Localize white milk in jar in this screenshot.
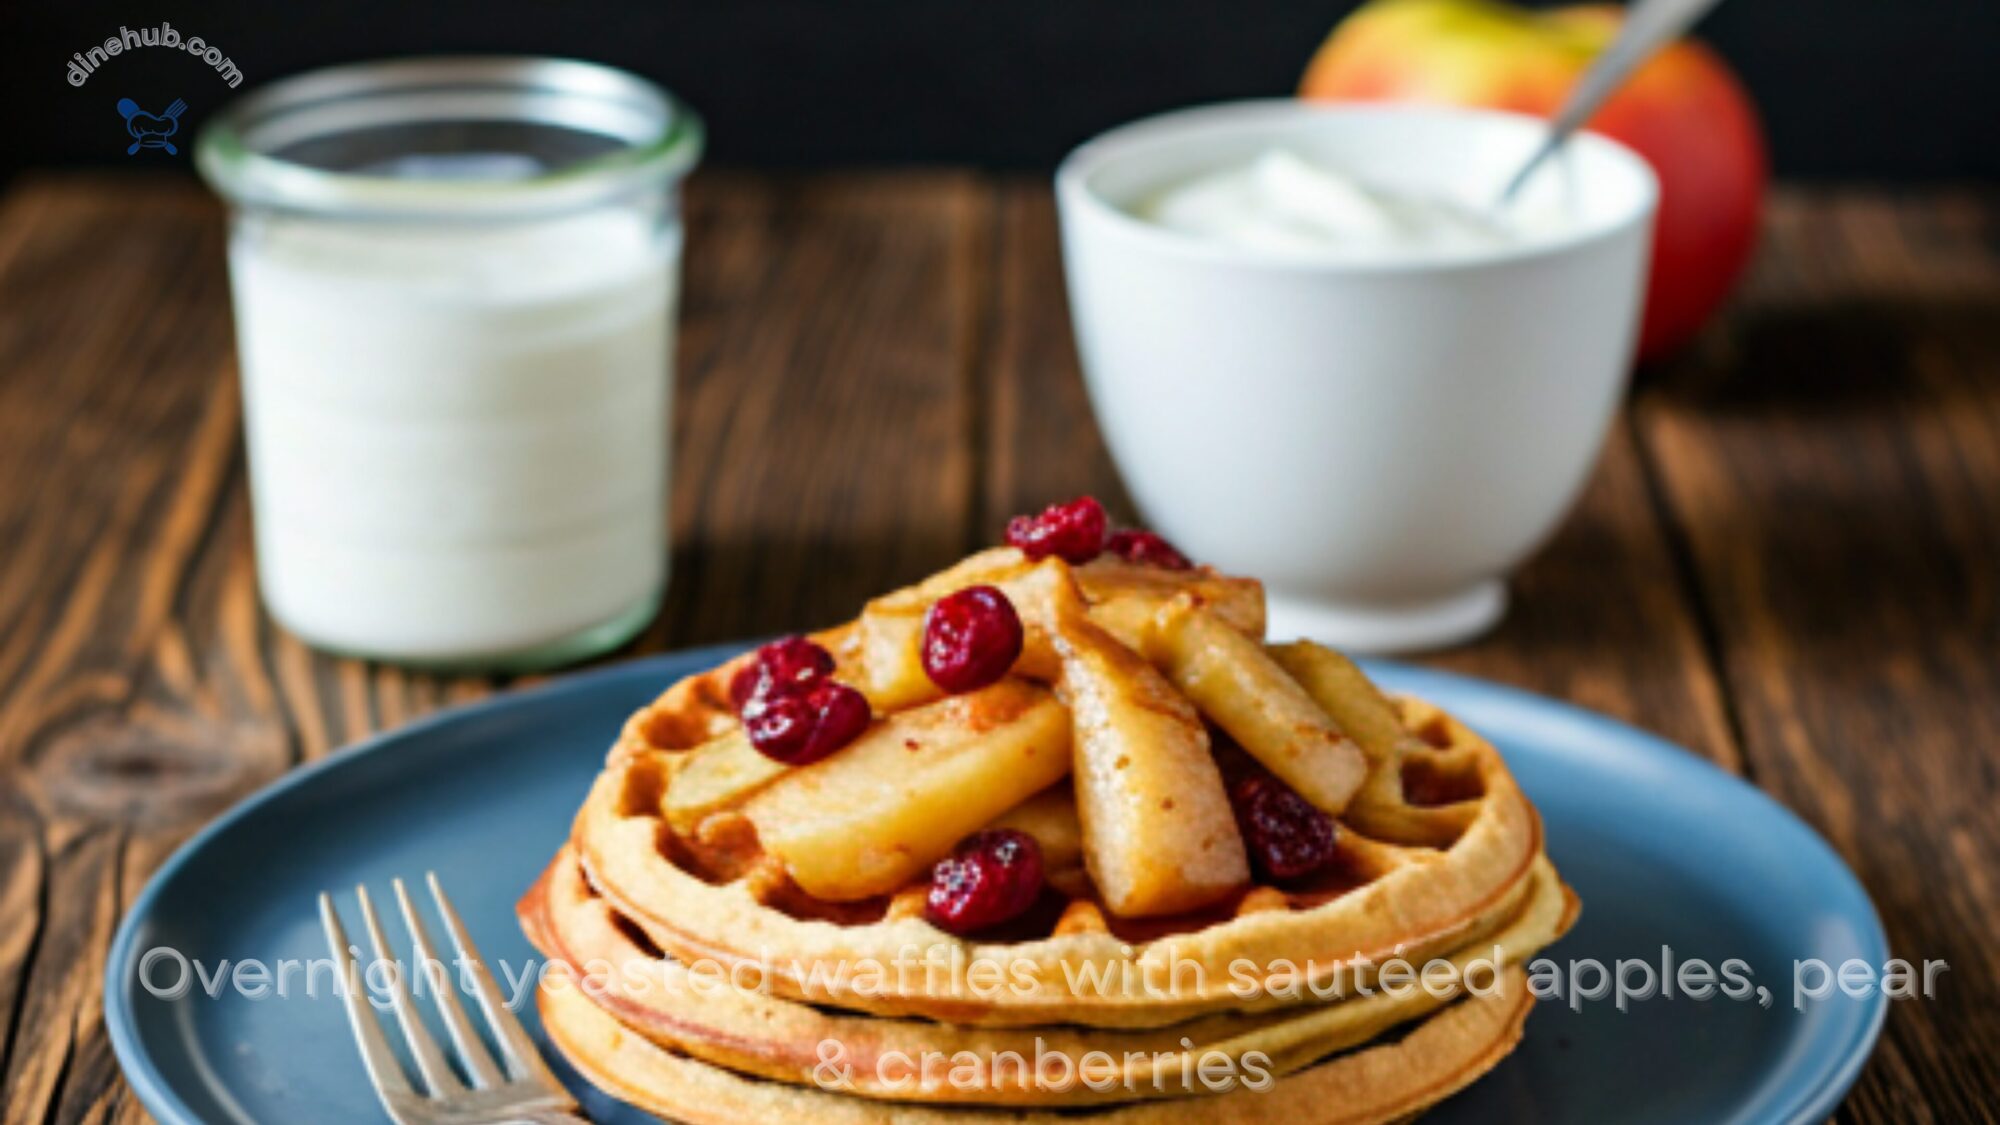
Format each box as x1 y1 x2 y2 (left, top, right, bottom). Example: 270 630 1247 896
230 212 675 662
198 59 702 667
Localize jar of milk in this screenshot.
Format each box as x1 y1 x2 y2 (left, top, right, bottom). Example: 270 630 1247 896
197 58 700 670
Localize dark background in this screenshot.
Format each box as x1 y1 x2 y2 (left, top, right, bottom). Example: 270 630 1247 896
5 0 1999 185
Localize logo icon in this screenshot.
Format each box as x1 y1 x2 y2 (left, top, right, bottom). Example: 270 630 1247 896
117 97 186 154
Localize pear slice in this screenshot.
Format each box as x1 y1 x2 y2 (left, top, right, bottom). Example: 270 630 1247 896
985 783 1084 875
1145 594 1367 814
853 547 1030 710
740 680 1072 902
1267 640 1424 769
850 551 1066 710
664 729 790 837
1055 599 1249 918
1074 557 1266 650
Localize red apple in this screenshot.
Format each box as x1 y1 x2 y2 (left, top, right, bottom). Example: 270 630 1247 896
1301 0 1767 362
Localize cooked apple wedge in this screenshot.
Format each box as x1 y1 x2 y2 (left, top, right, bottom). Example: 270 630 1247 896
990 560 1076 681
851 549 1026 710
1057 618 1249 917
740 680 1071 901
1075 557 1266 650
849 609 938 712
985 783 1084 875
1145 594 1367 814
663 729 791 837
1266 640 1470 844
851 553 1066 708
1268 640 1423 768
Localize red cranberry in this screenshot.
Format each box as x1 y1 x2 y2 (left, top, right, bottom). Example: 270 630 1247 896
921 586 1024 694
745 680 871 765
925 830 1045 935
1106 529 1192 570
1005 496 1107 564
1229 775 1338 880
729 636 835 710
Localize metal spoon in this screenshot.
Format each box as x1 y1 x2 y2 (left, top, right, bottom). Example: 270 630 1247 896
1495 0 1728 206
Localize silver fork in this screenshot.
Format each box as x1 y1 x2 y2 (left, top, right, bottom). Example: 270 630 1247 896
320 874 588 1124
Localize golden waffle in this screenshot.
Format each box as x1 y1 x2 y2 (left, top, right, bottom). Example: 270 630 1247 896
527 542 1573 1118
537 966 1536 1125
523 846 1574 1106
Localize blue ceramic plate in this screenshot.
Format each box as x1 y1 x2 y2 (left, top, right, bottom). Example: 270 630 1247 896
106 647 1887 1124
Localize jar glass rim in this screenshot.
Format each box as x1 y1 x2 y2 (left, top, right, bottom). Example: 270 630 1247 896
196 56 702 219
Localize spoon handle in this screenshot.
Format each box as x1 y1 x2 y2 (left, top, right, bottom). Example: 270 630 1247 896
1497 0 1728 204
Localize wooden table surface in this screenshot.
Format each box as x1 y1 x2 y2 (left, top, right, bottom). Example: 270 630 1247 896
0 171 1994 1122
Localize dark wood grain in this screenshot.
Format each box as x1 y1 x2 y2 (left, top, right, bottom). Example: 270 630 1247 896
0 171 1990 1122
0 178 281 1125
1636 189 2000 1125
981 179 1134 534
646 170 991 645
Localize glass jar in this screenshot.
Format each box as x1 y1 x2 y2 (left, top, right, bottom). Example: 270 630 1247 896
197 58 701 671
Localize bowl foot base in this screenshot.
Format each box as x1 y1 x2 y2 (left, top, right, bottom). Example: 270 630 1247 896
1265 580 1506 654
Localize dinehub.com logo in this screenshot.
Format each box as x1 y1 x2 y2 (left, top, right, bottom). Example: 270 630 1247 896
67 23 244 89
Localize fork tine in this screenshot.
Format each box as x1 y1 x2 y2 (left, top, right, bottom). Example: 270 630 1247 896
355 884 462 1095
391 878 504 1089
425 872 559 1087
318 893 417 1103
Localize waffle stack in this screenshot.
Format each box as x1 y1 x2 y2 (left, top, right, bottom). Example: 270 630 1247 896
523 542 1575 1123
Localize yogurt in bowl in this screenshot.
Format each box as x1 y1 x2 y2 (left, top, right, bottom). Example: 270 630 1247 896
1141 148 1570 257
1056 102 1656 652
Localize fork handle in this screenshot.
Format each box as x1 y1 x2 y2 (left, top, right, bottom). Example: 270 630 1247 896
507 1112 593 1124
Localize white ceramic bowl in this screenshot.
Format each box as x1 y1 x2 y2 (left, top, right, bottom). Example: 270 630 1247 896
1056 101 1657 652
